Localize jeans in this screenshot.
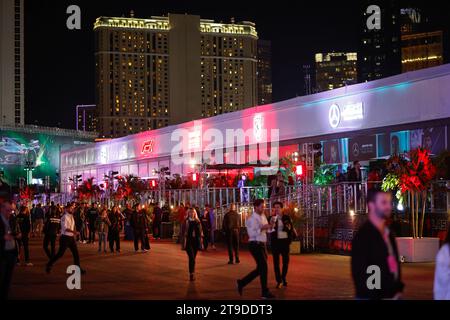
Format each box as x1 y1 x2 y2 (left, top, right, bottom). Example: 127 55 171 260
34 219 44 237
47 235 80 269
0 250 17 299
88 226 96 243
272 238 290 283
240 242 268 295
77 223 86 242
43 233 57 259
98 232 107 252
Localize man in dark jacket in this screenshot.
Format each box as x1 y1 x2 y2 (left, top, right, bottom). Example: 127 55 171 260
222 204 240 264
0 200 21 299
131 205 148 252
43 203 61 259
351 189 404 299
87 204 99 243
108 207 123 253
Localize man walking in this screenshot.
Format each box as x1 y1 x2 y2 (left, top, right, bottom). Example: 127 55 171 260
270 201 296 288
351 189 404 299
237 199 275 299
222 203 240 264
0 200 21 299
46 203 85 274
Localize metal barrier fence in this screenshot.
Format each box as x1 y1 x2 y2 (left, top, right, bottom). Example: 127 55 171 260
50 180 449 251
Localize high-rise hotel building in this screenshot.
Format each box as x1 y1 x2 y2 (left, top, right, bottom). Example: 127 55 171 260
0 0 24 125
94 13 258 138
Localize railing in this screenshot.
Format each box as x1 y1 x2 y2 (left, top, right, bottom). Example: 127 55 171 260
50 180 450 252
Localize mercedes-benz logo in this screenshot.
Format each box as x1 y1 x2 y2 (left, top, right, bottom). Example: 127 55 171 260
352 143 360 157
329 104 341 128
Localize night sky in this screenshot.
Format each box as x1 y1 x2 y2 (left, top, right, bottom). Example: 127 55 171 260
24 0 448 129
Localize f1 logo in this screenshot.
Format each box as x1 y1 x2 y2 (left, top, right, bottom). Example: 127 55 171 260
141 139 155 155
366 5 381 30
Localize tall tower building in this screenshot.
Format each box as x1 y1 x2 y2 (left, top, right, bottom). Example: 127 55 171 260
94 13 258 138
315 52 358 93
400 8 443 73
0 0 24 125
257 39 272 105
358 0 402 83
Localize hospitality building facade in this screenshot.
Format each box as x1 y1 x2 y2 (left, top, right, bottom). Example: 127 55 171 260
60 64 450 193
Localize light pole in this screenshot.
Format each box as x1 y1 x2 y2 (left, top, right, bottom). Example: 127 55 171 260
24 160 34 186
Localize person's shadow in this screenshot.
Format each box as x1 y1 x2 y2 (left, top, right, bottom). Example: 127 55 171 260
185 281 200 300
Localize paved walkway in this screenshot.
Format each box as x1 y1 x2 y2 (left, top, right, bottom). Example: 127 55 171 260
10 238 435 300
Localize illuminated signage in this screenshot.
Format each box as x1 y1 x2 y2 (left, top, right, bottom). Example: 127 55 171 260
342 102 364 121
141 139 154 155
329 102 364 128
253 114 264 142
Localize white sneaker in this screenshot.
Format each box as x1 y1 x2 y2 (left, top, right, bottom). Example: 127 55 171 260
25 262 34 267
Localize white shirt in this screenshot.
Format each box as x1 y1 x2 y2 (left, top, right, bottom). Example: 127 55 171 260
271 215 288 239
61 212 76 237
434 244 450 300
246 212 268 243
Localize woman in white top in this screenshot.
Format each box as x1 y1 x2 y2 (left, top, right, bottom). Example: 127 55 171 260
434 227 450 300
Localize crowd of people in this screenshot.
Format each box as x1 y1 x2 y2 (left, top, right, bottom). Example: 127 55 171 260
1 189 450 300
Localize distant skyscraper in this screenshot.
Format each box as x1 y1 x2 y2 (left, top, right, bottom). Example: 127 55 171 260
400 8 443 73
314 52 358 93
76 105 98 133
302 64 313 96
358 0 401 83
257 40 272 105
0 0 24 125
94 13 258 138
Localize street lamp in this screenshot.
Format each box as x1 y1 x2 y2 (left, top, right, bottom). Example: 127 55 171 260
24 160 35 186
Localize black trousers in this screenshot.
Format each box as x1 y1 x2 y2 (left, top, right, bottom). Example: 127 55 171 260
17 234 30 262
153 222 161 238
185 241 198 274
272 239 290 283
240 242 268 294
0 250 17 299
226 229 240 261
43 233 57 259
133 229 145 251
108 230 121 252
47 235 80 268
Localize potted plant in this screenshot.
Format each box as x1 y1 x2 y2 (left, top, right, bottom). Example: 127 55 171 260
385 148 439 262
